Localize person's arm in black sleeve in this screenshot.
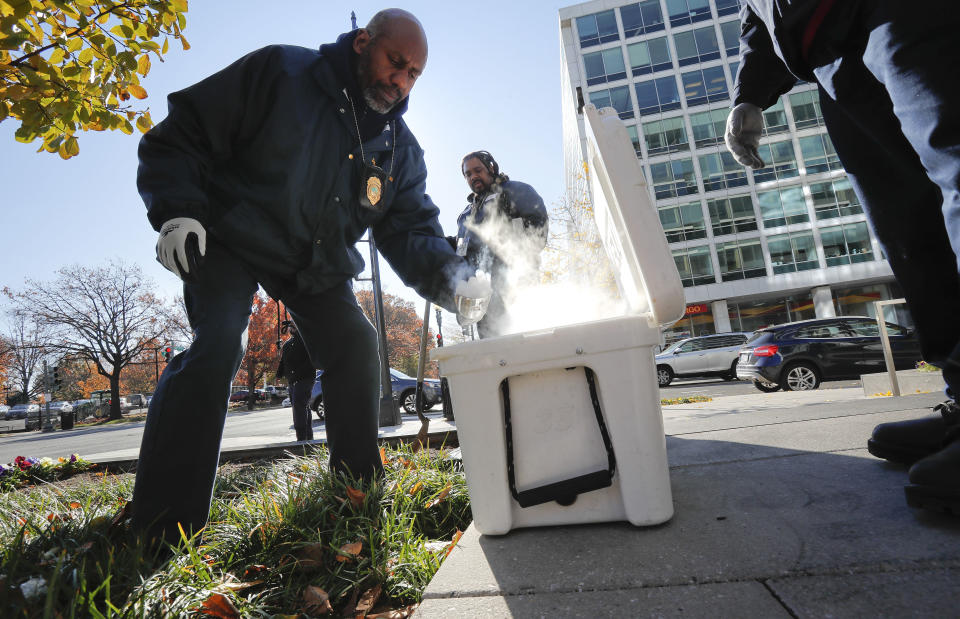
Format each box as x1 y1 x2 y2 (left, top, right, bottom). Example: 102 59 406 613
137 45 291 230
374 146 473 312
732 5 797 109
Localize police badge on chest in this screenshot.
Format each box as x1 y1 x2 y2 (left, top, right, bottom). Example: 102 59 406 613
359 159 387 211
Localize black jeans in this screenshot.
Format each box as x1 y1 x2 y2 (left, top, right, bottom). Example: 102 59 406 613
813 0 960 398
132 242 383 540
290 378 314 441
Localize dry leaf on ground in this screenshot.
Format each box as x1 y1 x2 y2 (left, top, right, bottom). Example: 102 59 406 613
302 585 333 615
198 592 240 618
355 583 383 615
346 485 366 508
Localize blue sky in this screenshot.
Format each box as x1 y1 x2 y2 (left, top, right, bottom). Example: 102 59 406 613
0 1 573 317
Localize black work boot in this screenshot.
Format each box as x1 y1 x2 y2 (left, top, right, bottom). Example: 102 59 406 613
905 423 960 516
868 401 960 465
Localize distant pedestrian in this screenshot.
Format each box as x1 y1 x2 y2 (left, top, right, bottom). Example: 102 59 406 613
276 321 316 441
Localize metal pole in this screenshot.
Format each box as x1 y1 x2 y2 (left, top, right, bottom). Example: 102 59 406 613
875 298 907 397
368 231 399 426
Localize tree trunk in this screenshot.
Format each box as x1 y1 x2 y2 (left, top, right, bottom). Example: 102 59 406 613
246 373 256 411
109 375 122 420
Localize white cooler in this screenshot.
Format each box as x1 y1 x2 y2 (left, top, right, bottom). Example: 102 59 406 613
431 105 686 535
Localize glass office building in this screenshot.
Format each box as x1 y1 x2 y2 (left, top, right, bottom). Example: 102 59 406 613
559 0 910 343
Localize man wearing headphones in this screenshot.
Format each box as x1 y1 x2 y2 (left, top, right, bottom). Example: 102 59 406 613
454 151 549 338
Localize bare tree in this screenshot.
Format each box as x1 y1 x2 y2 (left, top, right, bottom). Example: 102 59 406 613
0 310 50 403
5 260 169 420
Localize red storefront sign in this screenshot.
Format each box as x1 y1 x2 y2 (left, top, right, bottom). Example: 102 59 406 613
684 303 709 316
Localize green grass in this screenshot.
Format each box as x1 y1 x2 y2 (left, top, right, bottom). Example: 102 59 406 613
0 444 470 617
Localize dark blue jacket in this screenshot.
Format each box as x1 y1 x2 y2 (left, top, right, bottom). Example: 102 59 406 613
137 37 470 310
455 179 548 284
733 0 862 108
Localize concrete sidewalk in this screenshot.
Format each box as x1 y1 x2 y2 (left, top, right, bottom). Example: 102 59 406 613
84 411 457 466
417 388 960 617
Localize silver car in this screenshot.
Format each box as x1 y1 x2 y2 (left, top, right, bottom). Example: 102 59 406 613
655 332 751 387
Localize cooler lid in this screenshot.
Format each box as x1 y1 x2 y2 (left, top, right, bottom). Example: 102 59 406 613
582 104 686 328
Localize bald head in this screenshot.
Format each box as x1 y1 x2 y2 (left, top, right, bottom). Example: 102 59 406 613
366 9 427 55
353 9 428 113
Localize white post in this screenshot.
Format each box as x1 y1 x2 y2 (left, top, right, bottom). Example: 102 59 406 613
874 298 906 397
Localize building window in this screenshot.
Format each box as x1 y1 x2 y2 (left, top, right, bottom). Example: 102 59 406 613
589 85 634 120
651 158 697 199
717 238 766 281
719 19 740 55
707 194 757 236
715 0 741 17
767 231 818 274
577 10 619 48
699 151 749 191
635 76 682 115
644 116 689 155
584 48 628 86
810 177 862 219
627 37 672 76
728 60 740 81
821 221 873 266
666 0 712 27
672 245 715 287
689 108 727 147
659 201 707 242
752 139 798 183
789 90 824 128
799 133 841 174
681 66 728 108
674 26 721 66
757 185 809 227
626 125 642 155
762 98 788 135
620 0 665 38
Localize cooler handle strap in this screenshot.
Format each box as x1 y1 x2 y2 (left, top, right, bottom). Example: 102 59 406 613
502 367 617 508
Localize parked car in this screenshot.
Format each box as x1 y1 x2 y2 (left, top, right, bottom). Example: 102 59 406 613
5 403 39 420
229 390 264 403
307 368 442 419
125 393 147 408
261 385 288 401
26 402 72 431
655 332 752 387
0 404 9 417
736 316 922 392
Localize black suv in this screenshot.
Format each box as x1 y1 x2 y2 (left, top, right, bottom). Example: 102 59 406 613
736 316 921 392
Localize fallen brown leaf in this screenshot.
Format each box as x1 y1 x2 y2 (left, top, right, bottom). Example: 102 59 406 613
444 529 464 558
425 484 452 508
346 485 366 508
335 541 363 562
408 481 423 495
69 501 81 509
302 585 333 615
295 542 326 569
242 564 268 580
197 592 240 618
367 604 418 618
379 446 389 465
355 583 382 616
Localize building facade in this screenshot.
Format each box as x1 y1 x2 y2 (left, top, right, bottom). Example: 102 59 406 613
559 0 910 344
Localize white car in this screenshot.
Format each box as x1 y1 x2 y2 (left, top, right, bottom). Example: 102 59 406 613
655 332 751 386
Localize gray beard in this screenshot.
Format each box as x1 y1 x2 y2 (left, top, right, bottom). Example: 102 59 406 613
362 87 396 114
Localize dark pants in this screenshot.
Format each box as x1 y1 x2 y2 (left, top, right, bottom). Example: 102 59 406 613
132 242 383 540
290 378 314 441
813 0 960 398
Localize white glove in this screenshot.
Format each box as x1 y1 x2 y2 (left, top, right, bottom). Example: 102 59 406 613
156 217 206 283
724 103 765 169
